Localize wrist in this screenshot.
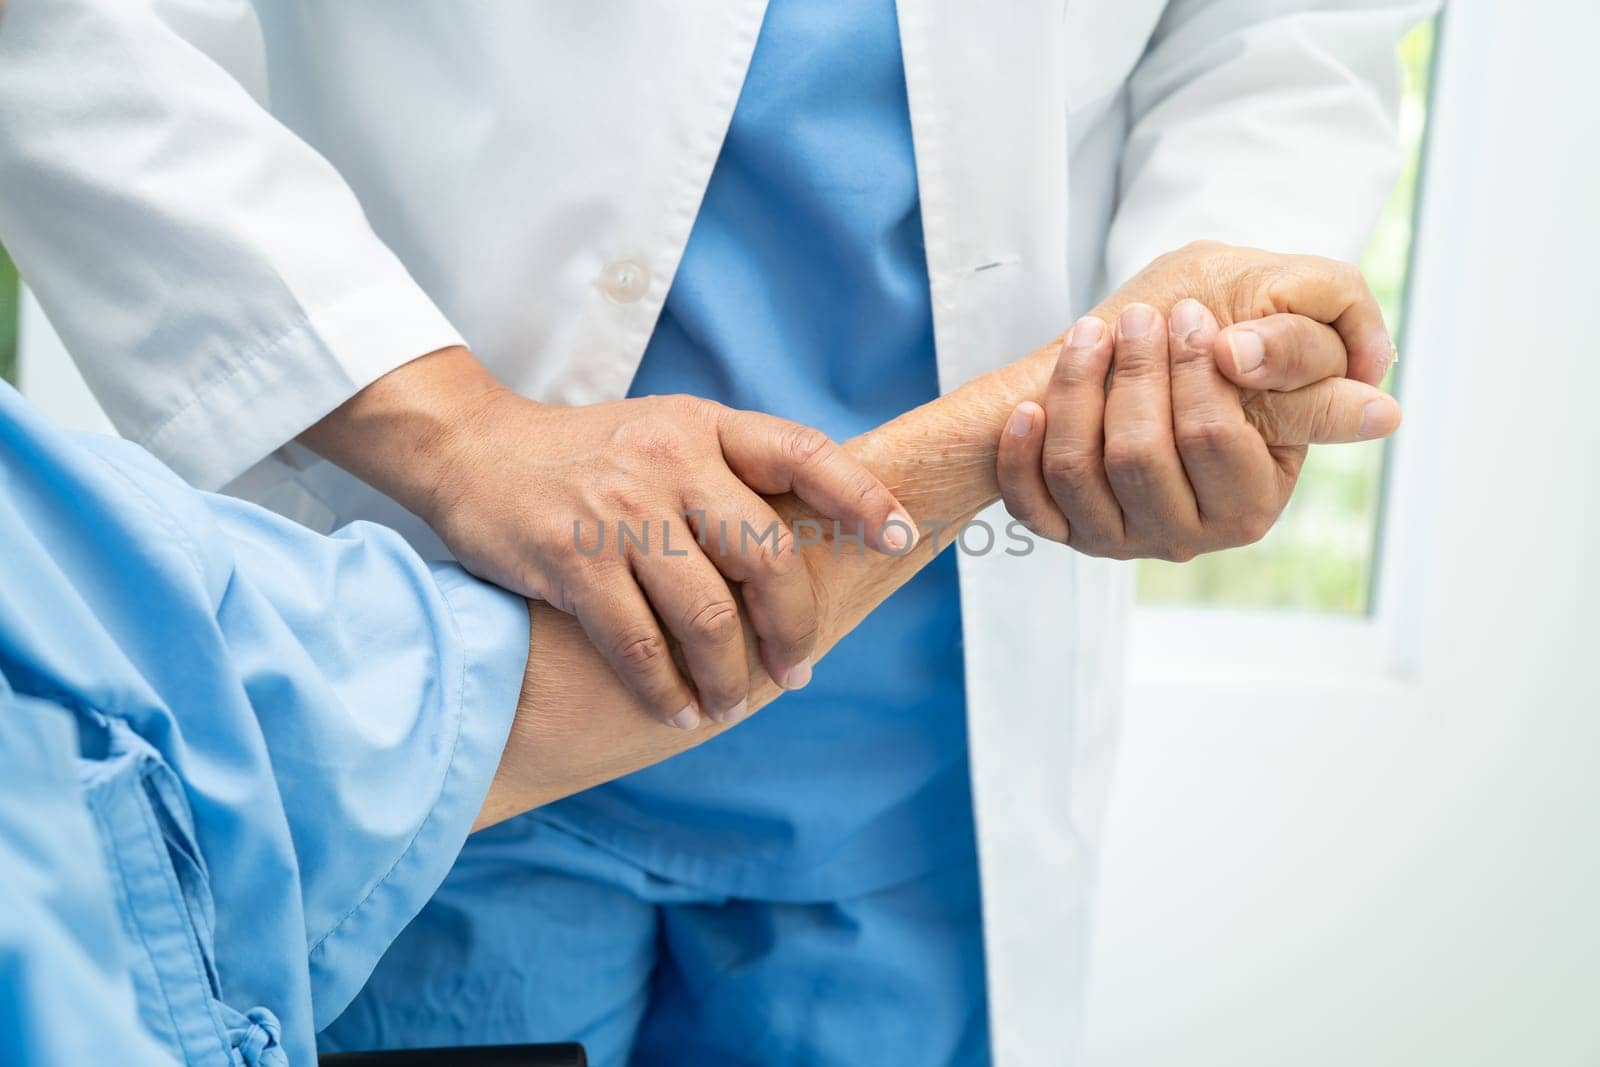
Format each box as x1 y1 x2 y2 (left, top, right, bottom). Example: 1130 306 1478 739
300 345 508 522
854 340 1056 519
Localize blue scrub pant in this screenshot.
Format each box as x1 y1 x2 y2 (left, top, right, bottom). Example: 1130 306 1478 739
322 815 990 1066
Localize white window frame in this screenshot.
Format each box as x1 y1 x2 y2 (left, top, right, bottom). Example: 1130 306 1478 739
1089 3 1600 1059
1127 29 1444 693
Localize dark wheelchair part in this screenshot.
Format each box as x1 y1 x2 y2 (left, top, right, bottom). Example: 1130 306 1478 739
320 1043 587 1067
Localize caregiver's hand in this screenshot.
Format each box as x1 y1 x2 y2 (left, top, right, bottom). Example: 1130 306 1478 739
301 346 914 730
997 299 1400 561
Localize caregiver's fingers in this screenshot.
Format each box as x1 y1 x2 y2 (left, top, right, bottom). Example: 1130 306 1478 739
1243 378 1403 447
1168 300 1285 539
718 409 914 555
1215 313 1348 393
1039 315 1125 551
1102 303 1201 549
631 522 750 729
682 481 817 703
996 401 1072 544
574 564 701 730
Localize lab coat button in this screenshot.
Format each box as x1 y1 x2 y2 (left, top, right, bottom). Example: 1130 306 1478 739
599 258 650 303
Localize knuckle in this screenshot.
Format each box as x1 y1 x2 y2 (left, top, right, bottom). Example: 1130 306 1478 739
544 574 579 615
1054 355 1108 389
598 483 640 515
1175 414 1245 455
1103 434 1163 481
663 392 714 419
1111 339 1163 378
684 598 741 645
999 498 1028 528
1068 536 1108 558
751 526 801 576
611 626 668 671
1237 510 1277 546
1040 443 1099 487
1071 530 1131 561
1002 494 1044 529
778 423 832 468
844 468 888 510
1162 543 1200 564
1180 238 1223 256
770 613 820 655
1330 259 1368 295
1169 321 1212 362
1244 267 1296 320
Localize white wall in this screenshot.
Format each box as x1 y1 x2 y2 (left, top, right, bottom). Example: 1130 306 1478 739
17 288 113 435
1083 3 1600 1064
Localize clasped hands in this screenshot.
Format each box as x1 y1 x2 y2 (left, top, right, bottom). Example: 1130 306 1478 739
995 240 1398 564
304 240 1400 739
473 243 1403 824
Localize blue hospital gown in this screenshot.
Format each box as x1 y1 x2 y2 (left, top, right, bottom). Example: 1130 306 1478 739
0 379 531 1065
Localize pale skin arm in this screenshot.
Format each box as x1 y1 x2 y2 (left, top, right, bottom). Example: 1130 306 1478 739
476 317 1397 827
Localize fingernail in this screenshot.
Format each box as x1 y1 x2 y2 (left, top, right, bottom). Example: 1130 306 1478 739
1120 303 1158 338
782 658 813 690
880 511 918 554
1066 316 1106 349
1006 404 1036 438
1170 299 1206 340
711 698 748 726
1357 398 1399 439
1229 330 1266 375
669 705 701 730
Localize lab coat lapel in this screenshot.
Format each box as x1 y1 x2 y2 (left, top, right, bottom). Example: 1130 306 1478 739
899 3 1130 1062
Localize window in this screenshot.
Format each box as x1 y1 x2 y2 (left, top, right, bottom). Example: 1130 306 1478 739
1136 21 1438 615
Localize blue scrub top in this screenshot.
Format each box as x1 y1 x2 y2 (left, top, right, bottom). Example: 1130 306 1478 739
0 380 530 1066
542 0 974 900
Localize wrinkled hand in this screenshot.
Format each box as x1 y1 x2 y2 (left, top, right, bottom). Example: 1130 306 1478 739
429 389 918 727
1097 240 1398 386
303 348 915 730
997 242 1400 561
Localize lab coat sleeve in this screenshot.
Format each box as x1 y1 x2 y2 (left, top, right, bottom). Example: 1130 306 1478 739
0 0 463 491
1103 0 1442 288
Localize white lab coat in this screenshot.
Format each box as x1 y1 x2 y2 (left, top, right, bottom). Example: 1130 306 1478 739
0 1 1433 1060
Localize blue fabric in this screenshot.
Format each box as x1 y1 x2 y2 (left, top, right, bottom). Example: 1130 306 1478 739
325 818 989 1067
328 2 986 1056
0 379 530 1065
0 686 175 1067
546 0 974 901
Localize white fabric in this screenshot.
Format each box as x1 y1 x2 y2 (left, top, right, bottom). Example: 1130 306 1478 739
0 1 1435 1060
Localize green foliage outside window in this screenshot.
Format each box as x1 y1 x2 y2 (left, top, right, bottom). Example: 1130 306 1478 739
1137 20 1437 614
0 245 17 386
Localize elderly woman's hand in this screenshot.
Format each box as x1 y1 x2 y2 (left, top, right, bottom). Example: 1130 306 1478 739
995 242 1400 562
